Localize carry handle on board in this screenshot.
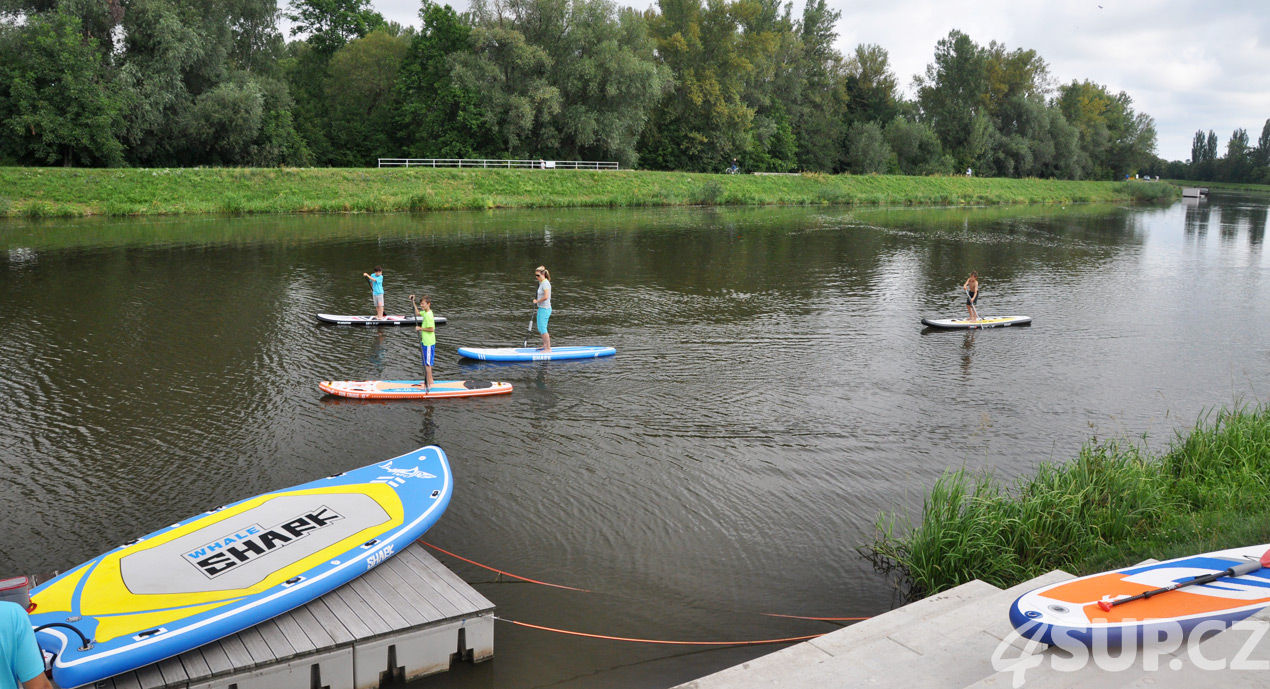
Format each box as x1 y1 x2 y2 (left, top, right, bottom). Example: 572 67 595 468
1096 549 1270 612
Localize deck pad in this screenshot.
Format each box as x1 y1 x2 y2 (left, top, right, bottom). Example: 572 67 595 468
29 446 453 688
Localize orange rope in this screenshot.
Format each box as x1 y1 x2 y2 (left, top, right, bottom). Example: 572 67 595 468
497 617 825 646
421 541 591 592
421 541 871 622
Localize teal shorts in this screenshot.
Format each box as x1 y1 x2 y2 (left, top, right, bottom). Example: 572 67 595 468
536 307 551 334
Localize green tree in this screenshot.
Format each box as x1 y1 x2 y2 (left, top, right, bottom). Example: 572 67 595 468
883 115 948 175
394 1 495 159
914 30 987 168
789 0 846 172
1055 79 1156 180
323 28 409 165
845 43 899 126
284 0 384 56
639 0 755 171
451 0 670 166
0 9 124 165
845 120 890 173
1220 127 1250 182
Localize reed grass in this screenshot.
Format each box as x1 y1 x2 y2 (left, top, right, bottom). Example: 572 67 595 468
0 167 1178 218
863 404 1270 600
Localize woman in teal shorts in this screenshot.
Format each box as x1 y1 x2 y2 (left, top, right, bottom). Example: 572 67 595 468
532 266 552 352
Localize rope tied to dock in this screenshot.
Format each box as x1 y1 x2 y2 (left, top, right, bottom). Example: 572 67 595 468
494 616 825 646
421 541 871 623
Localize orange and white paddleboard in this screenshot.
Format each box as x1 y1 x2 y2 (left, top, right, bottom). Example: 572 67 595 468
319 379 512 400
1010 544 1270 647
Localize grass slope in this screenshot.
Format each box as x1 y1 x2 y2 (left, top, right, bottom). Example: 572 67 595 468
0 167 1178 218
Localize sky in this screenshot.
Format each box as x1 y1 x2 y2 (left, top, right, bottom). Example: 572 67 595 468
356 0 1270 162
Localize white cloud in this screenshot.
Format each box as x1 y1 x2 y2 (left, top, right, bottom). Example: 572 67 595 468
362 0 1270 160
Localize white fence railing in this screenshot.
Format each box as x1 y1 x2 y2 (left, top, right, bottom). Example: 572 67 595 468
378 158 620 170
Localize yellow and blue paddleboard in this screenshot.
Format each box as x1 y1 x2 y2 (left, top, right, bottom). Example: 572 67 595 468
29 446 452 688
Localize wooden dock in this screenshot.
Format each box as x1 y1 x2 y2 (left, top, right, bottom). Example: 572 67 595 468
94 543 493 689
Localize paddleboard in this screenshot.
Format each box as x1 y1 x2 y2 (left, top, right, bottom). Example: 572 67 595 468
319 379 512 399
29 446 453 688
456 346 616 361
1009 544 1270 647
921 315 1031 329
315 314 447 326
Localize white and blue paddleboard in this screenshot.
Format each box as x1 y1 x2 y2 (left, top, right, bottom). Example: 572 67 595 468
921 315 1031 329
315 314 447 326
29 446 453 688
456 346 616 362
1010 544 1270 648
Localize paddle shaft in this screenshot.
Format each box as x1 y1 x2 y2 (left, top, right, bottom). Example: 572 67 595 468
1097 560 1262 612
524 313 534 347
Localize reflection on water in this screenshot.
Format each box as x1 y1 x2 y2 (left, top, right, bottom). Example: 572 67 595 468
2 192 1270 689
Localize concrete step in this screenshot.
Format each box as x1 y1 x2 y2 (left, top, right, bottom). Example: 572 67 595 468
674 579 1004 689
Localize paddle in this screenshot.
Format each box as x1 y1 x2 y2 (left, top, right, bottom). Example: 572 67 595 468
1096 549 1270 612
524 313 534 348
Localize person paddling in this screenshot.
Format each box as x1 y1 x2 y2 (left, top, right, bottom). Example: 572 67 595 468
363 267 385 320
962 271 980 321
532 266 552 352
411 294 436 393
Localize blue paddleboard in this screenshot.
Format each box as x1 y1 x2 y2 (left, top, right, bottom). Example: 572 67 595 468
29 446 452 688
456 346 616 361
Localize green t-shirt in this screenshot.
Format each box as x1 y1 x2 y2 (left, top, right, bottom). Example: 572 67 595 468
419 310 436 346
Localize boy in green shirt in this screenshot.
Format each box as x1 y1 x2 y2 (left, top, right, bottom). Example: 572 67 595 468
411 295 436 393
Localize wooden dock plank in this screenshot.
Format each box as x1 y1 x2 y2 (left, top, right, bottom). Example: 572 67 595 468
331 586 393 637
239 626 278 665
362 566 437 624
269 610 320 655
345 575 411 629
256 619 298 661
199 641 235 676
135 662 167 689
390 548 467 617
175 648 211 680
297 599 355 645
109 671 143 689
319 586 377 639
398 546 491 614
156 656 189 688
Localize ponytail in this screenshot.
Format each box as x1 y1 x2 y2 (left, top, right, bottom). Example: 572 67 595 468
536 265 551 281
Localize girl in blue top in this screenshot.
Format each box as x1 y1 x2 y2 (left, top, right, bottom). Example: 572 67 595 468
362 267 385 320
532 266 552 352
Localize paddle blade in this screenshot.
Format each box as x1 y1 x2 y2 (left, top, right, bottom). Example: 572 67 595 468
1261 549 1270 568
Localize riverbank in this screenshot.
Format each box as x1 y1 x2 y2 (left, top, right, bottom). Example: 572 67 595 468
864 404 1270 600
0 167 1177 218
1165 179 1270 193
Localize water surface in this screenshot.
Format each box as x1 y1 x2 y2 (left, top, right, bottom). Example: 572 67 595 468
2 193 1268 688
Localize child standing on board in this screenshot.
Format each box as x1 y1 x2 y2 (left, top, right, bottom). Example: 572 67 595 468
963 271 980 321
411 295 436 392
363 267 385 319
532 266 552 352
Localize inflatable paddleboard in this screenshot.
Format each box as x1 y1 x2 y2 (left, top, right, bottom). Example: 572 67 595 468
315 314 446 326
456 346 616 361
921 315 1031 329
319 379 512 399
29 446 453 688
1009 544 1270 647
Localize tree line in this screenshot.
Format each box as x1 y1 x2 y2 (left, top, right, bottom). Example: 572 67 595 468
0 0 1160 178
1143 121 1270 185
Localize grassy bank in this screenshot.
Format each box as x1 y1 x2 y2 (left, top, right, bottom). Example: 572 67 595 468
1164 179 1270 194
0 167 1177 218
863 404 1270 600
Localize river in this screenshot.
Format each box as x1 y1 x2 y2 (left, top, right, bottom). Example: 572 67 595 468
1 192 1267 688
